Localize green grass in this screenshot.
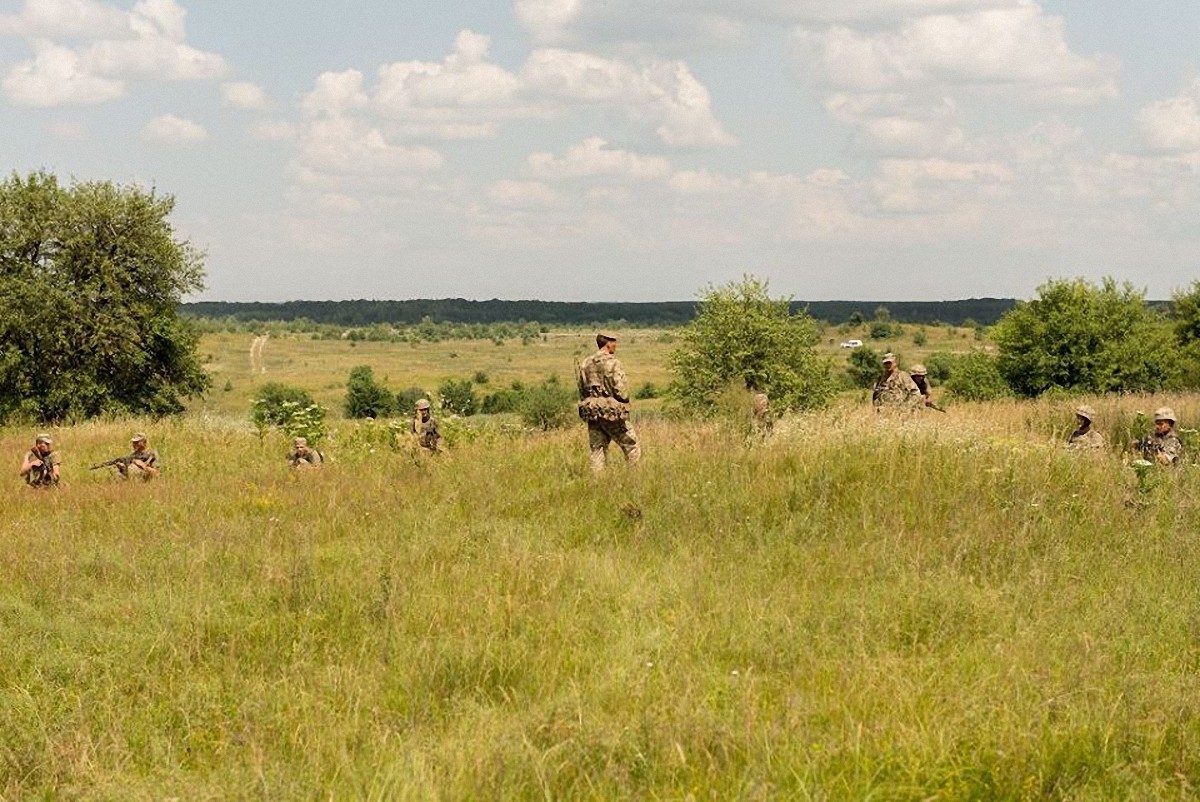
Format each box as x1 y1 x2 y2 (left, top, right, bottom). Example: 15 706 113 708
4 393 1200 799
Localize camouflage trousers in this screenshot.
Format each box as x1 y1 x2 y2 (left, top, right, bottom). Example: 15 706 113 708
588 420 641 473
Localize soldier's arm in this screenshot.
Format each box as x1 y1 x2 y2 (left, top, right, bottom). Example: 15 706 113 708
19 452 37 476
611 360 631 404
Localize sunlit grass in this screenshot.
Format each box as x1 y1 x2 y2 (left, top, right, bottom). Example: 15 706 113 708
2 393 1198 799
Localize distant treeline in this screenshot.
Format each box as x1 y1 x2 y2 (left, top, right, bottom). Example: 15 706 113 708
183 298 1022 327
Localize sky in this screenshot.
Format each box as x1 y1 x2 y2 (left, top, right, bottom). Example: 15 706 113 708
2 0 1200 302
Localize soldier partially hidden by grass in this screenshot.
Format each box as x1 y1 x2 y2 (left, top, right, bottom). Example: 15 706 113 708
1132 407 1184 466
20 434 61 488
92 434 161 480
872 353 922 413
577 333 641 473
288 437 323 469
412 399 441 454
1067 405 1106 452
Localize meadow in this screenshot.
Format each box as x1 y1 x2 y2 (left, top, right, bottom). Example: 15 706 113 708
5 330 1199 801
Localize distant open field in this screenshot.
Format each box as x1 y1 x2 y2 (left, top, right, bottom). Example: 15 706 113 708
194 323 982 419
5 379 1200 798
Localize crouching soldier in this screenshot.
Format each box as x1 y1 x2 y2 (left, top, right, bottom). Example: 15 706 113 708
412 399 441 453
20 434 61 488
288 437 323 469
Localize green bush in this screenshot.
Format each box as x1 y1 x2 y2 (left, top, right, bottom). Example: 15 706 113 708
344 366 396 419
634 382 661 400
923 352 957 385
395 387 428 417
473 371 490 385
912 329 928 347
438 379 479 417
669 276 835 415
945 352 1011 401
251 382 316 427
846 347 884 389
519 381 575 431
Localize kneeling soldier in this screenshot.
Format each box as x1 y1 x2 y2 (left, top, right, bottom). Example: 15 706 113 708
412 399 441 453
20 434 61 488
121 434 161 480
288 437 323 468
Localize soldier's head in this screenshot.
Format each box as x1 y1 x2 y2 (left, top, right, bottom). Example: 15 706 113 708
293 436 309 454
752 393 769 414
1075 405 1096 429
597 333 618 353
1154 407 1176 434
131 434 148 452
416 398 432 420
34 434 52 455
882 353 897 373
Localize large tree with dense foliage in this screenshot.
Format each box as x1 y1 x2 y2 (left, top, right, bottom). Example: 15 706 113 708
668 276 835 414
0 172 210 422
992 277 1181 397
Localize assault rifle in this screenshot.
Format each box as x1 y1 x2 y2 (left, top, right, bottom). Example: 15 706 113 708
925 400 948 414
90 453 139 471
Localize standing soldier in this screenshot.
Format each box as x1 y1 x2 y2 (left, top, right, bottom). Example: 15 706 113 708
1132 407 1184 466
20 434 61 488
908 365 944 412
751 392 774 437
412 399 441 453
577 333 641 473
120 434 161 480
1067 405 1106 452
872 353 922 412
288 436 323 468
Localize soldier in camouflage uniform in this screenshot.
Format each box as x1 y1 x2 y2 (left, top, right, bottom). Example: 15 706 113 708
751 393 774 437
1067 405 1106 452
411 399 441 453
1132 407 1184 466
872 353 922 412
119 434 161 480
577 333 641 473
288 436 323 468
20 434 61 488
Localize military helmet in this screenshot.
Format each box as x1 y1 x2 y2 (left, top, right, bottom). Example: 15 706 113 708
415 399 432 411
1154 407 1177 423
909 364 927 376
1074 405 1097 422
131 433 147 443
882 352 897 364
35 433 52 445
293 437 308 447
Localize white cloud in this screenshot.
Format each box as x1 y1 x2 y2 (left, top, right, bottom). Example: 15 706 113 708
48 119 86 140
142 113 209 145
291 117 444 183
488 180 566 208
529 137 672 179
2 40 125 106
297 30 734 148
1 0 228 107
221 81 268 110
1138 81 1200 152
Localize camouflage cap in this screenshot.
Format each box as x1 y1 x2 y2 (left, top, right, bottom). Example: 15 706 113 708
293 436 308 447
131 433 147 443
35 433 52 445
1075 405 1097 422
1154 407 1177 423
882 352 897 363
909 364 927 376
415 399 432 411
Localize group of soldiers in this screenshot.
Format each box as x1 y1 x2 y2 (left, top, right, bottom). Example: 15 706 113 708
871 352 1186 465
17 340 1188 487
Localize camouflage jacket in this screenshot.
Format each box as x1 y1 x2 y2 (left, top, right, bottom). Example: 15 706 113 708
412 416 441 451
1067 429 1107 452
25 449 61 487
1141 430 1184 465
577 350 631 422
288 447 323 467
872 370 922 410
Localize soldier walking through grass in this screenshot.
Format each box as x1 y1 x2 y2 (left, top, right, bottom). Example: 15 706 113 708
1132 407 1184 466
20 434 61 488
1067 405 1106 452
577 333 641 473
412 399 441 454
872 353 922 413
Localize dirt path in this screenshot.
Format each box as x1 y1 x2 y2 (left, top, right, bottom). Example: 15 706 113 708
249 335 269 374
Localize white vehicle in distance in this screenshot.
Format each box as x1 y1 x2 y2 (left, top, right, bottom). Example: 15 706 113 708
839 339 864 349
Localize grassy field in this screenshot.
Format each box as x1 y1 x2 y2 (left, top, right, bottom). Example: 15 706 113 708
193 323 980 418
4 375 1200 799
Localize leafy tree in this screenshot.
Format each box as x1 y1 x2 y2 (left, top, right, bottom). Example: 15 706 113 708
1174 281 1200 345
344 366 396 419
992 277 1182 397
945 352 1011 401
438 378 479 416
668 276 835 414
846 347 884 389
519 380 575 431
0 171 209 422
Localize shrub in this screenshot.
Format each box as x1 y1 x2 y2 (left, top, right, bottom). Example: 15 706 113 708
634 382 661 400
669 275 835 415
945 352 1011 401
912 329 928 347
395 387 428 417
344 366 396 419
924 352 957 385
846 347 884 389
519 381 575 431
251 382 316 427
438 379 479 417
473 371 490 385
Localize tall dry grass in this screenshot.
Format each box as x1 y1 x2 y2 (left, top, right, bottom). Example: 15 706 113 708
2 395 1200 800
